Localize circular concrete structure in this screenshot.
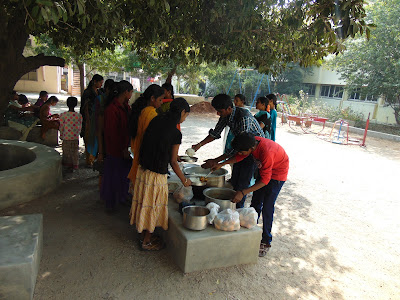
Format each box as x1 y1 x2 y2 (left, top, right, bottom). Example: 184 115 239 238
0 139 62 210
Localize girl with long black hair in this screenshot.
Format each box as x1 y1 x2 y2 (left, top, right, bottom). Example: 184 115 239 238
130 98 192 251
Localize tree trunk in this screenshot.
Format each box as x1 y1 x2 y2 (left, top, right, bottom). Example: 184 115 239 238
165 67 177 84
0 17 65 125
78 63 85 97
394 95 400 125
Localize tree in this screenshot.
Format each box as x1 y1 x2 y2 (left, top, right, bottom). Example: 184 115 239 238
1 0 371 121
133 0 372 77
0 0 129 120
33 34 131 94
331 0 400 124
271 64 314 96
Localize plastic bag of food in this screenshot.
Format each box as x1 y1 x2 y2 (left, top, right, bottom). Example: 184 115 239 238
205 202 220 224
237 207 258 229
173 184 194 203
214 209 240 231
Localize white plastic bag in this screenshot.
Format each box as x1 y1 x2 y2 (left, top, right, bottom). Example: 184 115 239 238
237 207 258 229
173 184 194 203
205 202 220 224
214 209 240 231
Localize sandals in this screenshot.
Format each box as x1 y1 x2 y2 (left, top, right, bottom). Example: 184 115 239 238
141 239 164 251
138 235 164 251
259 242 271 257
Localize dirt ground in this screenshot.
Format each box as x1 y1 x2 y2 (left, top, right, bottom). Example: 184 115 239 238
1 113 400 300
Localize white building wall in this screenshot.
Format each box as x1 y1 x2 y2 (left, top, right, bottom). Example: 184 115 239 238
303 66 397 125
14 66 62 94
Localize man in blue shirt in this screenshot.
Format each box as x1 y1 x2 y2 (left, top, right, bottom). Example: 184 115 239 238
192 94 265 208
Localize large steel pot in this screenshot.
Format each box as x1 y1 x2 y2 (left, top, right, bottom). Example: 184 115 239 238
183 167 228 187
203 187 236 211
182 206 210 231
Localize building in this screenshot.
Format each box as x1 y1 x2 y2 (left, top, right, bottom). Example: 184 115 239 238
14 65 77 95
303 66 396 124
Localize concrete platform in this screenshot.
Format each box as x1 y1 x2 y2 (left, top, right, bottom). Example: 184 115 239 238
0 139 62 210
0 214 43 300
165 199 262 273
26 127 59 147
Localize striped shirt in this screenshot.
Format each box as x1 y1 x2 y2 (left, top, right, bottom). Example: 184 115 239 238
209 107 265 154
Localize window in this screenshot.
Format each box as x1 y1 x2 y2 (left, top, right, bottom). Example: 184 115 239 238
348 88 377 102
303 83 316 96
320 85 344 99
21 70 38 81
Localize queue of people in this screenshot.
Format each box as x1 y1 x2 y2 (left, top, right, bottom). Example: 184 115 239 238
7 76 288 256
92 80 192 251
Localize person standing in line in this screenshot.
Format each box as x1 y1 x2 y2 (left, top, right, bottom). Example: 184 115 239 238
59 97 83 171
254 96 271 139
266 94 278 141
192 93 265 208
130 98 192 251
80 74 104 167
127 84 164 192
101 80 132 213
94 79 115 189
157 82 175 114
212 132 289 257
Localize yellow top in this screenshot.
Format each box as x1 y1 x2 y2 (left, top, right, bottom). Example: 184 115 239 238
128 106 158 187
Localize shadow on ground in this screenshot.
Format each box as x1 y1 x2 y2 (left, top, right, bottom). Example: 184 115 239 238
1 167 349 299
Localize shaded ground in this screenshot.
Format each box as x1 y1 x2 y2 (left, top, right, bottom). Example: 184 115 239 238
1 114 400 299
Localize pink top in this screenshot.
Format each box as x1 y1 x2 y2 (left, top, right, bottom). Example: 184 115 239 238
235 136 289 185
59 111 82 140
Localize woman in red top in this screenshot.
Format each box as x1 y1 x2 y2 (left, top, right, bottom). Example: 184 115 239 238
101 80 133 213
213 132 289 257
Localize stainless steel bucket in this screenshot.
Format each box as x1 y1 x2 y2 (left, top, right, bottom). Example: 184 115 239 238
182 206 210 230
203 187 236 211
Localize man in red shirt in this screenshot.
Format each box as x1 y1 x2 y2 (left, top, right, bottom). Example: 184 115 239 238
213 132 289 257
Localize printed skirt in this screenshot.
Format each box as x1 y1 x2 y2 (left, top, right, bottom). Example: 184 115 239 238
62 139 79 169
130 165 168 233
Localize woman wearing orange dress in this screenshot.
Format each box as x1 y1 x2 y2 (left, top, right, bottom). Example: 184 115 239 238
127 84 165 192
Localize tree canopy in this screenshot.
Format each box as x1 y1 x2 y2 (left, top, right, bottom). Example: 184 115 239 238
331 0 400 124
1 0 371 118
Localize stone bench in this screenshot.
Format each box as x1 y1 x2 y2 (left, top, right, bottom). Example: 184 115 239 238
0 126 58 147
0 214 43 300
26 127 58 147
165 199 262 273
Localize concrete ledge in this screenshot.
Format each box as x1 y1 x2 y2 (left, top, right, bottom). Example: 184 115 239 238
0 139 62 210
166 199 262 273
0 126 59 147
26 127 59 147
0 214 43 300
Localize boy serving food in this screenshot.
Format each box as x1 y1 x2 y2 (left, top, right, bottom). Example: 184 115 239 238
212 132 289 257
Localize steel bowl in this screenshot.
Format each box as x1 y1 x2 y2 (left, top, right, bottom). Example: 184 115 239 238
182 206 210 231
180 156 198 163
203 187 236 211
183 167 228 187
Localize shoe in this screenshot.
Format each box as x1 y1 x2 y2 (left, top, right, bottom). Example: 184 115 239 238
259 242 271 257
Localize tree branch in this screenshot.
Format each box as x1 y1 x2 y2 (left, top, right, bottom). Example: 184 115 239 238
22 54 65 74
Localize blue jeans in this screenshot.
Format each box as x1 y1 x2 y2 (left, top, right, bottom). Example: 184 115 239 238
251 179 285 244
230 155 257 208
